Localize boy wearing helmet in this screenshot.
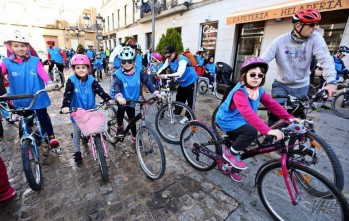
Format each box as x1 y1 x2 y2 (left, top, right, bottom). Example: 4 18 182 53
261 8 337 125
61 54 114 164
47 40 66 75
333 46 349 81
110 46 160 143
215 57 296 182
92 52 104 80
1 30 60 148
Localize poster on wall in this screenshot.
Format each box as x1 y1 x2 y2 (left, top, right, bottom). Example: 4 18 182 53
200 21 218 58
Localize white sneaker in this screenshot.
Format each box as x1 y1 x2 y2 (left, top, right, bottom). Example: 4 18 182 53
179 116 189 125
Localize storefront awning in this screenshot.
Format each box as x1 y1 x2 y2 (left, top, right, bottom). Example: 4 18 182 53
226 0 349 25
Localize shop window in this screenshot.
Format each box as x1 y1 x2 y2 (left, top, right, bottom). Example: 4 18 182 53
320 10 348 55
233 21 265 83
146 32 152 50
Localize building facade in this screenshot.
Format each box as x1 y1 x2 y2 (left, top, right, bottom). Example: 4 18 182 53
100 0 349 90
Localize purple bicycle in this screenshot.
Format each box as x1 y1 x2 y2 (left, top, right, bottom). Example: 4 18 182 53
180 120 348 220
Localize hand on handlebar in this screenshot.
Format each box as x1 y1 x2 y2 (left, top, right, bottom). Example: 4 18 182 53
321 84 337 99
116 96 126 105
61 107 70 114
45 83 58 91
267 129 285 141
108 99 115 105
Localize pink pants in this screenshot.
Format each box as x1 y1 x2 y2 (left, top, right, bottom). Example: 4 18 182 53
0 156 15 202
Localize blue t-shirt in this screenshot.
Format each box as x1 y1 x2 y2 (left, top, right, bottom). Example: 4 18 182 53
48 47 63 64
169 55 198 87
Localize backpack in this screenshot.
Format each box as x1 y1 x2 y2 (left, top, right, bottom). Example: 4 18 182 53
180 51 198 67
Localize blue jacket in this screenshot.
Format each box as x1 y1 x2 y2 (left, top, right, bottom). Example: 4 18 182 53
93 57 104 70
205 63 216 77
3 56 50 109
69 74 96 110
169 55 198 87
48 47 63 64
86 49 95 59
216 82 264 132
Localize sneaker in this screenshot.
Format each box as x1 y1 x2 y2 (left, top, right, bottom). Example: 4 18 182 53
230 172 243 182
0 186 16 203
73 151 83 164
49 136 60 148
130 136 136 144
223 148 247 170
321 105 331 110
116 126 124 137
179 116 189 125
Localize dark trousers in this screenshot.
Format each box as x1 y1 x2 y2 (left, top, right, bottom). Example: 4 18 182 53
226 124 258 151
175 82 196 118
22 108 54 136
117 105 136 137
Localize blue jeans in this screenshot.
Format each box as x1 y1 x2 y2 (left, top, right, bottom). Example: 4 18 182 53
268 81 309 125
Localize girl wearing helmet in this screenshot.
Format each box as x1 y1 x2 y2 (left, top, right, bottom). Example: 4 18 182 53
1 30 60 148
333 46 349 81
194 47 207 76
61 54 114 164
215 57 296 182
110 46 160 143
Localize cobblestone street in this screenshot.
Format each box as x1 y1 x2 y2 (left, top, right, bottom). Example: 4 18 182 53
0 72 348 220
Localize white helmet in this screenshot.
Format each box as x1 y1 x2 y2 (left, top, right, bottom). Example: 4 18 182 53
6 30 30 44
119 46 136 60
136 43 142 50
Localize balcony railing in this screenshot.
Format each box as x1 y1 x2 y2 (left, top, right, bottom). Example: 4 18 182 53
141 0 179 17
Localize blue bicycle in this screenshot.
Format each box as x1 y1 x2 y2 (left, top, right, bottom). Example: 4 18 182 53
0 88 60 191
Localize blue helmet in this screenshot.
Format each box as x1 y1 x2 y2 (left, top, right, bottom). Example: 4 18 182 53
119 46 136 60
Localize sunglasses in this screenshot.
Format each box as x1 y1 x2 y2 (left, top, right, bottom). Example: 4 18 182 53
165 53 172 58
249 72 265 79
120 60 134 65
304 23 318 28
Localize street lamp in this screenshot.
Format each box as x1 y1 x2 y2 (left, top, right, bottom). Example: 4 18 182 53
83 14 105 51
69 27 85 44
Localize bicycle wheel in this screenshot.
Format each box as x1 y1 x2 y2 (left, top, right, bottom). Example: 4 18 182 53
94 134 109 182
198 79 209 95
214 78 224 100
104 105 118 143
96 70 101 82
54 70 65 87
180 121 219 171
256 161 349 221
331 91 349 119
210 106 225 140
136 125 166 180
288 131 344 191
21 138 42 191
155 101 196 144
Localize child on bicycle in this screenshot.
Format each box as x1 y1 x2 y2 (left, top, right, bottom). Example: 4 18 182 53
92 52 104 80
0 30 59 148
215 57 296 182
110 46 160 143
61 54 114 164
204 55 216 94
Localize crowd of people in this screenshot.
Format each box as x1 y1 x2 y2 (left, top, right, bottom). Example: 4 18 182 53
1 8 348 206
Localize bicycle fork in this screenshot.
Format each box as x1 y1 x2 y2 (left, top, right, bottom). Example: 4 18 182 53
281 152 300 205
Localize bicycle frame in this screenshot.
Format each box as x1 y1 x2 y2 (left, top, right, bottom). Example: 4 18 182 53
87 133 108 160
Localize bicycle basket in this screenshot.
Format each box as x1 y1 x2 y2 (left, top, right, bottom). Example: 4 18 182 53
71 109 108 136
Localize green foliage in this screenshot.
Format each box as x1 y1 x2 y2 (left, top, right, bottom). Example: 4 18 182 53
155 28 183 57
76 44 85 54
124 36 136 45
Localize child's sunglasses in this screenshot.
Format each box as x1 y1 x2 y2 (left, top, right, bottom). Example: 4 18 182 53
249 73 265 79
120 60 134 65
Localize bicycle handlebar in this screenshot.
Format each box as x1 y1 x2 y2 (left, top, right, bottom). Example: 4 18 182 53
59 102 108 114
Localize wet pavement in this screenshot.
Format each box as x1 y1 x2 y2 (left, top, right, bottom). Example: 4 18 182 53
0 71 348 220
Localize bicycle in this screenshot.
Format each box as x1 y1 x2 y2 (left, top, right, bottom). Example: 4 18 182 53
197 74 226 100
61 103 110 182
154 77 197 144
49 60 65 88
0 87 60 191
0 100 18 137
93 62 103 82
180 120 349 220
104 97 166 180
211 90 344 191
331 79 349 119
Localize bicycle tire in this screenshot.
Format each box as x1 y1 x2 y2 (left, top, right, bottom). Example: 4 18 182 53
331 91 349 119
214 80 224 100
104 105 118 144
94 134 109 182
136 125 166 180
0 119 3 138
96 70 101 82
180 121 219 171
198 79 209 95
256 161 349 221
211 106 225 140
155 101 196 144
54 70 65 87
21 138 42 191
288 131 344 191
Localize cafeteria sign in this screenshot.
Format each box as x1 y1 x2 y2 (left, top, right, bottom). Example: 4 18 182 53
227 0 349 25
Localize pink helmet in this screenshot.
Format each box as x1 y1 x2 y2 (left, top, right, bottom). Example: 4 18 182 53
152 52 162 62
71 54 90 67
240 57 268 74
